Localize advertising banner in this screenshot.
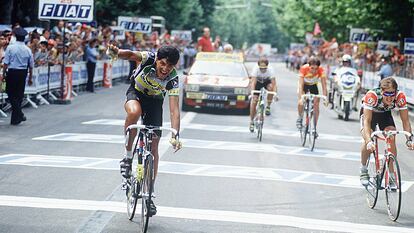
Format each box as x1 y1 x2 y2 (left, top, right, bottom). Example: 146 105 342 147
404 38 414 55
38 0 94 22
118 16 152 33
376 40 399 56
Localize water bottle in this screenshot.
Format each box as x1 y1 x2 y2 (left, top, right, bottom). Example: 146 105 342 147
137 139 144 180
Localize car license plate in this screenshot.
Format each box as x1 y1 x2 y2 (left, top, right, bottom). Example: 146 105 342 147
206 103 225 108
206 95 228 101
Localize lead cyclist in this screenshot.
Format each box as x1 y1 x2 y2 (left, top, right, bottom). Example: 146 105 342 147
107 44 183 215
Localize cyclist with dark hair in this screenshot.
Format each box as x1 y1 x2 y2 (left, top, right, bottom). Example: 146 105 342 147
296 56 327 137
107 44 182 215
249 57 277 132
359 77 414 186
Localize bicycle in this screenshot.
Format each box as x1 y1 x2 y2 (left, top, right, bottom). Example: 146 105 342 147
123 124 177 233
299 92 327 151
251 87 277 141
365 130 412 221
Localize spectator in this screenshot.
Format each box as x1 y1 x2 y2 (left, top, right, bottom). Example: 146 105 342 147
197 27 214 52
223 43 233 53
34 40 48 67
52 20 65 38
378 56 393 80
85 38 99 92
0 32 7 90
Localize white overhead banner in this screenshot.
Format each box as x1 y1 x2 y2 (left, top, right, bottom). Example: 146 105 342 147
118 16 152 33
38 0 94 22
171 30 192 41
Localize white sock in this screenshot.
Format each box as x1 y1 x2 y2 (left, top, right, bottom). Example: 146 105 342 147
360 165 367 172
125 150 133 159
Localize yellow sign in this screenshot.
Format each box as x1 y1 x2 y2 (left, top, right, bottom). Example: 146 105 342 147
196 52 244 63
186 92 204 99
237 95 246 101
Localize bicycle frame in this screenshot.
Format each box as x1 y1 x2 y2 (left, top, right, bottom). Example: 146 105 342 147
300 93 326 150
251 87 277 120
370 130 411 188
251 88 277 141
368 130 411 221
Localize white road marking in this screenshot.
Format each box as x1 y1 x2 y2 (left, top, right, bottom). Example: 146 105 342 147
1 154 413 192
33 133 361 161
0 195 413 233
81 119 362 143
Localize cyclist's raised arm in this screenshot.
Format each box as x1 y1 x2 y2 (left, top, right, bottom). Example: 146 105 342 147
107 44 143 63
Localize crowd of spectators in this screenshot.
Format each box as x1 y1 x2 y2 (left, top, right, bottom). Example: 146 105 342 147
0 22 235 82
0 21 200 74
286 37 414 79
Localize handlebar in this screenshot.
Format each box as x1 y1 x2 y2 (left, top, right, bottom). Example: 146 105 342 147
126 124 178 135
251 90 277 96
370 130 412 140
301 94 327 101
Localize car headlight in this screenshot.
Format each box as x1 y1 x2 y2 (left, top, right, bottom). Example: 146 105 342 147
234 87 249 95
185 84 200 92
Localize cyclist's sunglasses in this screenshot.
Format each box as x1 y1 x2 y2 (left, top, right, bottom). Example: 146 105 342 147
382 91 396 97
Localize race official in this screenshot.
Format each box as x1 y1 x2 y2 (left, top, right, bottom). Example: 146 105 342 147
2 27 34 125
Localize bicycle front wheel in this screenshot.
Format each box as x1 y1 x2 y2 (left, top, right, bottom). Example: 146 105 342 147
301 114 309 147
308 113 316 151
385 154 402 221
141 156 154 233
126 177 138 220
366 152 379 209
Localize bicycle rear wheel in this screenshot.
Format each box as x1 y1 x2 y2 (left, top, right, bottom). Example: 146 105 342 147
141 155 154 233
366 152 379 209
126 177 138 220
308 113 316 151
385 154 402 221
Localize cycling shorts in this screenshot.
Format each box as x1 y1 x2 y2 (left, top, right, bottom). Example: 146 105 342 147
126 84 163 136
254 79 272 96
303 84 319 95
359 109 395 131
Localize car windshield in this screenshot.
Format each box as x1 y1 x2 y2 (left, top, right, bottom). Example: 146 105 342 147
189 61 248 77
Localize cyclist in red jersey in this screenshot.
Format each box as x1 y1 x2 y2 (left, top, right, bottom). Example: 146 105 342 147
296 57 327 137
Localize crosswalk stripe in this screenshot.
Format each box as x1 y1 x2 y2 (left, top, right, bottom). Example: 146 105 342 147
1 154 413 192
32 133 361 161
0 195 413 233
81 119 362 143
